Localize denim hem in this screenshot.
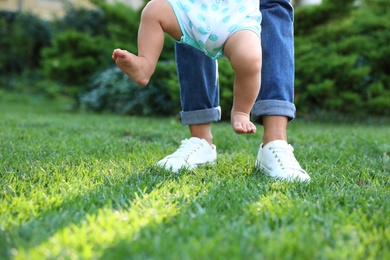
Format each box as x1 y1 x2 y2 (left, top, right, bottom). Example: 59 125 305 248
252 100 296 125
180 106 221 125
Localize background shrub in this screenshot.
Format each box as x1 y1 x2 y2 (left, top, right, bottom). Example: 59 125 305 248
80 66 178 116
1 0 389 118
68 0 176 115
38 4 115 100
41 30 110 99
90 0 141 54
218 60 235 121
0 11 51 88
53 7 108 37
294 0 390 116
39 0 176 108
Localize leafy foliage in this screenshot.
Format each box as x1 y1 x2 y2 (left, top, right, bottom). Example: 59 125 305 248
41 30 110 98
39 0 176 111
53 7 108 37
294 0 390 115
80 66 178 116
1 0 389 117
0 11 51 87
218 60 235 121
89 0 142 54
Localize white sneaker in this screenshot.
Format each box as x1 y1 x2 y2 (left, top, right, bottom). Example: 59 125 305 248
256 140 310 182
158 137 217 173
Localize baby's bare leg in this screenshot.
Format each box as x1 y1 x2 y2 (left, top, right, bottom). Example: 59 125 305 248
224 30 262 134
112 0 181 86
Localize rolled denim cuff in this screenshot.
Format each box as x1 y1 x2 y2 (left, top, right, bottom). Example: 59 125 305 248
180 106 221 125
252 100 296 125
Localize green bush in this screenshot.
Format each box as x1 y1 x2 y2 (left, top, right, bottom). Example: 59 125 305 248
218 60 235 121
89 0 142 54
54 7 108 37
294 0 355 36
90 0 175 59
154 59 180 108
3 0 389 117
41 30 111 97
80 66 177 116
37 1 143 100
72 0 177 115
9 71 64 99
39 0 176 107
0 11 51 86
294 0 390 116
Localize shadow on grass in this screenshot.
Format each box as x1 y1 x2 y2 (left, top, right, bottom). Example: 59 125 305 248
5 160 311 259
5 165 180 253
97 167 313 259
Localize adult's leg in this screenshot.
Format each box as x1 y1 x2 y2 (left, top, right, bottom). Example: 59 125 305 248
157 43 219 172
252 0 296 141
176 43 221 145
254 0 310 182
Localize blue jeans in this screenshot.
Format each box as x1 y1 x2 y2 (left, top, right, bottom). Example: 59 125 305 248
175 0 296 125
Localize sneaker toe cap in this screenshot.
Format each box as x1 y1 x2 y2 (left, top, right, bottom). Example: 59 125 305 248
157 158 189 172
289 171 311 182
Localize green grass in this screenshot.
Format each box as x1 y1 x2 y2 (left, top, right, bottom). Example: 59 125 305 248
0 94 389 259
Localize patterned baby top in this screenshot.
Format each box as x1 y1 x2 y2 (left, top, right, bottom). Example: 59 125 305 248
167 0 262 59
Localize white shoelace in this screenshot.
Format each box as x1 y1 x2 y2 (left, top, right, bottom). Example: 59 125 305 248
166 139 203 160
271 145 306 173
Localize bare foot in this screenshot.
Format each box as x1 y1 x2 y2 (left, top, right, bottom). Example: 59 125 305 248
112 48 152 86
231 111 256 134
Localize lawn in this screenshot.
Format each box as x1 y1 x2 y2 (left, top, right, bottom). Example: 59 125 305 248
0 94 389 259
